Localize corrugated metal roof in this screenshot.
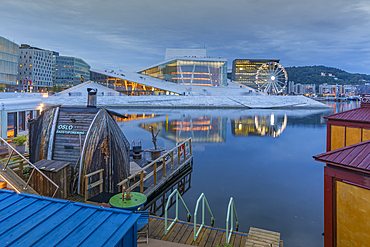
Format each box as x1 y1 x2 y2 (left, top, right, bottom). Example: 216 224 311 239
313 140 370 171
0 189 139 247
324 107 370 123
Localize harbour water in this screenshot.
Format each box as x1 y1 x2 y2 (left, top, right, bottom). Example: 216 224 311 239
113 100 359 247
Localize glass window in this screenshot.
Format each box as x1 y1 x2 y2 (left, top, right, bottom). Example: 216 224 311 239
7 112 17 138
18 111 25 132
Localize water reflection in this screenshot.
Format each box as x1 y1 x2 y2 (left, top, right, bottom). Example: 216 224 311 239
134 110 337 143
232 114 287 137
325 100 360 113
140 116 227 143
115 113 158 122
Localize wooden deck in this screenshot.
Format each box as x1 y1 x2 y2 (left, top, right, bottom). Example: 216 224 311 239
245 227 282 247
118 138 194 200
147 215 249 247
143 155 193 197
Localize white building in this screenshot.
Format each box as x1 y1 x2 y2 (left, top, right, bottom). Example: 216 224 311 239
0 93 43 138
319 84 337 94
17 44 54 92
289 81 316 94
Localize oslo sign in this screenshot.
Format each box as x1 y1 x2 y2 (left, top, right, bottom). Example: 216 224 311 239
56 124 85 135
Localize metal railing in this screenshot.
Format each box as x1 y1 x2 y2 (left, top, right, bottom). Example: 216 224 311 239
0 137 59 198
117 138 192 194
226 197 239 244
164 189 191 235
194 193 214 241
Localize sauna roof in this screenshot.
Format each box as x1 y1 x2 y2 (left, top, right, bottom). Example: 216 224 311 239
314 140 370 172
55 106 126 118
0 189 139 246
324 107 370 123
33 159 70 172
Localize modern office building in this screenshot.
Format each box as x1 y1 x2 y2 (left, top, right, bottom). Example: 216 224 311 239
55 55 90 88
232 59 280 88
139 49 227 87
18 44 53 92
0 36 18 90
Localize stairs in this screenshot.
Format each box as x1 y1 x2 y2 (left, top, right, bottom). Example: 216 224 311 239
0 161 39 195
52 109 96 164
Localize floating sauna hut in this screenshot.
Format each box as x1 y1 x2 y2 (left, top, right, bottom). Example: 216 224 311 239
28 99 130 198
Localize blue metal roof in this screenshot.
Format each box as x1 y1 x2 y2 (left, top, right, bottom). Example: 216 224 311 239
0 189 140 247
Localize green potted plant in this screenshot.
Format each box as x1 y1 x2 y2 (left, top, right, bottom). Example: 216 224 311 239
12 135 27 154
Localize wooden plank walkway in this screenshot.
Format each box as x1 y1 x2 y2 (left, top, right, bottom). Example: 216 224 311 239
245 227 282 247
147 215 249 247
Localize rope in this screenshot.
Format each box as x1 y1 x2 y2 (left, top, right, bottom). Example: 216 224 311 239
87 184 92 199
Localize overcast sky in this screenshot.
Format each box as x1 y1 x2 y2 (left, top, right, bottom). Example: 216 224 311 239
2 0 370 74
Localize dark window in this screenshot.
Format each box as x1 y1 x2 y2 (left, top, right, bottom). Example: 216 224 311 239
18 111 25 132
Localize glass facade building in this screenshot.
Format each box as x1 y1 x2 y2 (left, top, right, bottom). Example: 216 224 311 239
232 59 279 88
18 44 53 92
55 56 90 88
140 58 227 87
0 37 18 89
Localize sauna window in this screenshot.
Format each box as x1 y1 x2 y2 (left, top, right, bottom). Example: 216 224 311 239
26 110 33 121
36 110 40 117
7 112 17 138
18 111 25 132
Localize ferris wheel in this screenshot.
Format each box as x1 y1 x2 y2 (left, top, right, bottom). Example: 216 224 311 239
255 62 288 94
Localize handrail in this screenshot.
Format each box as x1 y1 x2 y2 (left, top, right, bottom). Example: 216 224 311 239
0 137 59 198
118 137 192 186
117 138 192 194
164 189 191 235
84 169 104 201
226 197 239 244
194 193 214 241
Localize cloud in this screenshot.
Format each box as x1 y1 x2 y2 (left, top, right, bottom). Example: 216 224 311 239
1 0 370 73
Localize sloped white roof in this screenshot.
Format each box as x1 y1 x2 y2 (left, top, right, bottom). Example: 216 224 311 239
57 81 121 96
90 68 259 96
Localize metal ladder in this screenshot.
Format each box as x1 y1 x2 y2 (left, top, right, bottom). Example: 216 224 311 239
164 189 239 244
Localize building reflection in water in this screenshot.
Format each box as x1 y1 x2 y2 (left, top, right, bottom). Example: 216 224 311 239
326 101 360 114
136 113 289 143
231 114 288 138
140 116 227 143
115 113 158 122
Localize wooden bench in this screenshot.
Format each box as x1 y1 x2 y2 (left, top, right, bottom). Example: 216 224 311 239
245 227 283 247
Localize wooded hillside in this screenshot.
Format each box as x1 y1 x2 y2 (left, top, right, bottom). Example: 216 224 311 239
285 66 370 85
